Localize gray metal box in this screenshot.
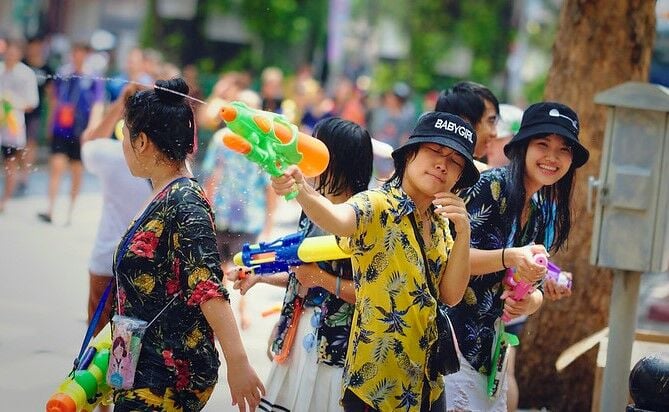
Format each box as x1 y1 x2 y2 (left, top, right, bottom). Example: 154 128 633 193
590 82 669 272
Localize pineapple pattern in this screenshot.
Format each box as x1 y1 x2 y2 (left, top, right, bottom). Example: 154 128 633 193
113 178 229 395
449 167 555 374
338 183 454 411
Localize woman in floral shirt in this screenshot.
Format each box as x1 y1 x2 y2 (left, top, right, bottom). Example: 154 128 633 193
113 78 264 411
231 118 373 412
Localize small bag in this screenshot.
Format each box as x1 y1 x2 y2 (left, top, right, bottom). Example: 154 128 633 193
408 213 460 378
107 315 148 389
428 305 461 378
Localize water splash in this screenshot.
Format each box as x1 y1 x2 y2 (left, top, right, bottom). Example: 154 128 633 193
35 73 207 106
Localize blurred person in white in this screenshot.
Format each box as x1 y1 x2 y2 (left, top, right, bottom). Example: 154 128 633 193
0 38 39 212
20 36 54 194
80 83 151 326
79 83 151 411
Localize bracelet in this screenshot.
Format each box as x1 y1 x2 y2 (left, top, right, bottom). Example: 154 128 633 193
335 276 342 298
502 247 508 269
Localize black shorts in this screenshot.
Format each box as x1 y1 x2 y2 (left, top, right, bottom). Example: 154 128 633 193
1 146 20 159
215 230 257 263
51 137 81 161
25 116 41 142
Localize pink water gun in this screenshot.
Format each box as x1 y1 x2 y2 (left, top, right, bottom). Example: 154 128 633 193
502 254 572 321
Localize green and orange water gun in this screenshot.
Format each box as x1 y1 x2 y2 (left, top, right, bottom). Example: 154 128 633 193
219 101 330 199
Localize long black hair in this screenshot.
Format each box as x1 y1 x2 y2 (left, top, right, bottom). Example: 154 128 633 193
505 136 576 252
124 78 195 162
312 117 373 196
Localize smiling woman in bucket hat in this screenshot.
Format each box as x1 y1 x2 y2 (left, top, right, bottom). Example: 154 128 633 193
444 101 589 411
504 102 589 168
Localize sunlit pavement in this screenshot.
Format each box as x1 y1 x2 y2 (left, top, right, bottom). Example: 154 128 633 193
0 169 299 411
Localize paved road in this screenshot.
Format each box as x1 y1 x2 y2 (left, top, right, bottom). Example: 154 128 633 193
0 170 298 411
1 169 668 411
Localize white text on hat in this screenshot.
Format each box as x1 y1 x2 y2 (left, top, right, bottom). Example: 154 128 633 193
434 118 473 143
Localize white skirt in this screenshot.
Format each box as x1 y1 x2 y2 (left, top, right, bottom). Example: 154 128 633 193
259 307 344 412
444 351 508 412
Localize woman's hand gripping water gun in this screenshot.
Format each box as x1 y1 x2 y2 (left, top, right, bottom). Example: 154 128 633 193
219 101 330 199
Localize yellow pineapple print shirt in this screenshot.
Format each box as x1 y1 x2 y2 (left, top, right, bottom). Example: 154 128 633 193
338 183 454 411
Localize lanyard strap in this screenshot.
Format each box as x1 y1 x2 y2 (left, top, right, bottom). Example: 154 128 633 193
408 212 437 298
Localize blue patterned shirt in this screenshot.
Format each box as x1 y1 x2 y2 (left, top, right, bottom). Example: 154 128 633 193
448 167 555 374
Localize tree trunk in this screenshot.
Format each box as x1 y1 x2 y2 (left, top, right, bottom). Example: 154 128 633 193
517 1 656 411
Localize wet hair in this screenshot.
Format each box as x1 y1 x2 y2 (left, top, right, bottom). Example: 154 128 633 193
504 135 576 252
124 78 195 162
312 117 373 196
386 145 421 187
435 81 500 125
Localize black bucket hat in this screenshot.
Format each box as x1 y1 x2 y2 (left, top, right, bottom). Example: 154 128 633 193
504 102 589 168
392 111 480 189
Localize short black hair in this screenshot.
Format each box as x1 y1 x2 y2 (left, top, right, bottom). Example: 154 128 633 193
124 78 195 162
386 145 421 187
313 117 373 196
435 81 500 125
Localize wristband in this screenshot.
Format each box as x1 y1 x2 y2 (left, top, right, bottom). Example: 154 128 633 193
502 247 508 270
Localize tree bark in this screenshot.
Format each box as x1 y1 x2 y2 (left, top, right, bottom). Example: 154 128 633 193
517 1 656 410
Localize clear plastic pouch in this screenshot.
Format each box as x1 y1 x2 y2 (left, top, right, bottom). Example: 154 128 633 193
107 315 148 389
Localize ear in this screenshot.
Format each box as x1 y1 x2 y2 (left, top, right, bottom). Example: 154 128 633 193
133 132 150 154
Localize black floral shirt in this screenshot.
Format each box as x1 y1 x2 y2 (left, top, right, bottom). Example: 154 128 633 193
448 167 555 374
271 213 354 367
112 177 229 391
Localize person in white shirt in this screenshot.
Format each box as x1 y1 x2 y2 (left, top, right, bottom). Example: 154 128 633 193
0 39 39 212
80 84 151 337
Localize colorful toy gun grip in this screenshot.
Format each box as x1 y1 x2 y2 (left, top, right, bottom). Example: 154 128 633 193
1 100 19 136
219 101 330 199
501 253 547 322
233 232 350 276
46 324 113 412
545 261 572 289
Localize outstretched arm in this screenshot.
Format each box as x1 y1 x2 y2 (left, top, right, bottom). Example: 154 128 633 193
271 165 357 237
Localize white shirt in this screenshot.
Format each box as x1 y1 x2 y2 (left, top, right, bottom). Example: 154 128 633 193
0 61 39 148
81 139 152 275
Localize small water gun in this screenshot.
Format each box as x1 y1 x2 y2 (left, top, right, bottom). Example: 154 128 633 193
1 100 19 135
46 324 113 412
502 254 572 321
233 232 349 276
219 101 330 199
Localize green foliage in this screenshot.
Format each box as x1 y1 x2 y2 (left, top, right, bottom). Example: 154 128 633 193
370 0 514 95
204 0 328 73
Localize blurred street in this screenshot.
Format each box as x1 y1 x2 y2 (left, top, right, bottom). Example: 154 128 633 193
0 169 299 411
